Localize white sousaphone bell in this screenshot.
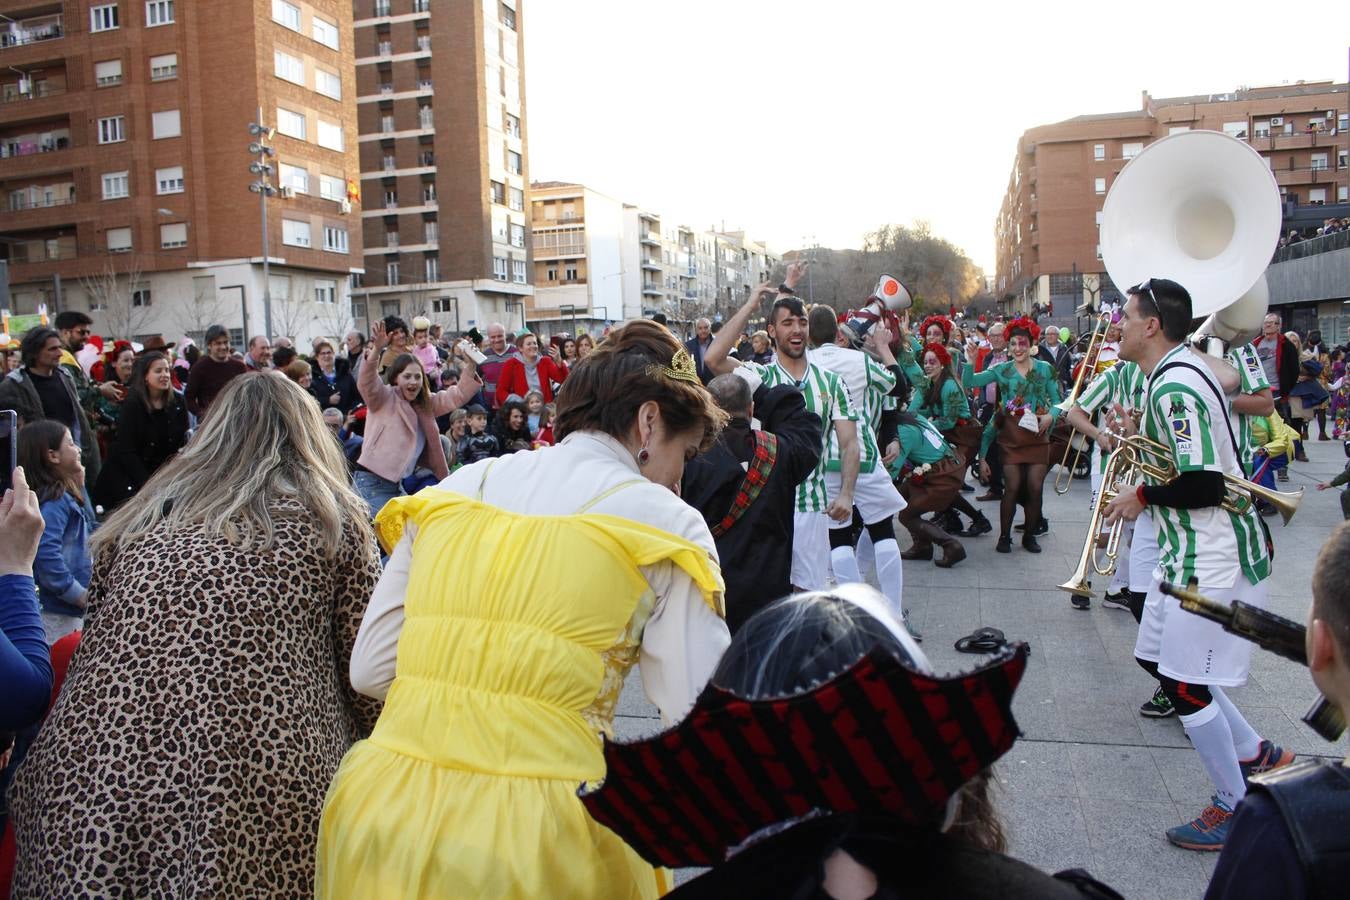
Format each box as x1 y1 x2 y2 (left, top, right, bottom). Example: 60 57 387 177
840 274 914 349
1100 130 1283 350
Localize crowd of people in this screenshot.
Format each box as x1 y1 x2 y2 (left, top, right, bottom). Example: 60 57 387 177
1278 216 1349 247
0 263 1348 897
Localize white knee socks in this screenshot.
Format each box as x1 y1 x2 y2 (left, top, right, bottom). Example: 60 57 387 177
855 531 876 581
830 545 861 586
1179 702 1246 808
873 538 904 618
1211 687 1262 761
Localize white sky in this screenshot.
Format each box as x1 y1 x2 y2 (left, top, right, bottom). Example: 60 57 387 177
522 1 1347 272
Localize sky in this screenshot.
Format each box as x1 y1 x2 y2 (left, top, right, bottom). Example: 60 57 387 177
521 0 1348 273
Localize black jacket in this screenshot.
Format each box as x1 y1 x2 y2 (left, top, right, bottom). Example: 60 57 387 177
1038 341 1073 391
93 393 189 509
684 336 715 385
309 357 360 413
681 383 822 632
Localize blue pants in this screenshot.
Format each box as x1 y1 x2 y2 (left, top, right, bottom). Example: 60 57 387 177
1250 452 1286 490
353 469 402 519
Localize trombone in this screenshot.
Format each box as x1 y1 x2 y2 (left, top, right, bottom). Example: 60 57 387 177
1058 430 1304 598
1053 312 1111 494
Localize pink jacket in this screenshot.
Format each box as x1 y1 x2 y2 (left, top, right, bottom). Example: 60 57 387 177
356 351 479 482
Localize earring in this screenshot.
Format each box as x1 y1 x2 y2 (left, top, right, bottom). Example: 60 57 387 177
637 447 650 466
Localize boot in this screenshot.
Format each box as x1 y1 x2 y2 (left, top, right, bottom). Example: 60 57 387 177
914 519 966 568
958 511 992 537
901 524 934 560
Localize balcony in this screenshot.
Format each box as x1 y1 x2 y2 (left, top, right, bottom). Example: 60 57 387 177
640 258 661 271
640 231 660 246
0 124 71 158
1262 129 1344 152
642 282 662 296
0 13 63 49
1 232 77 265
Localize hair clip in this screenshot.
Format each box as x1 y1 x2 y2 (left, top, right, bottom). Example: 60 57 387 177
646 348 701 385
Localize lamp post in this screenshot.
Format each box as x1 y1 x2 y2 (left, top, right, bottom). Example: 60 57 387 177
247 110 277 341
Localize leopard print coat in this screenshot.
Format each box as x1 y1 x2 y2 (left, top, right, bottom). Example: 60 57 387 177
7 500 382 898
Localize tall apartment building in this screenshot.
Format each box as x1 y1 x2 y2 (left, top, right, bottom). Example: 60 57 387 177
351 0 530 336
528 179 778 336
0 0 364 346
995 81 1350 314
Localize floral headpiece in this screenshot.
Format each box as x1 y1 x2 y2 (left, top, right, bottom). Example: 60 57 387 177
1006 316 1040 345
647 348 701 385
922 342 951 368
919 315 953 343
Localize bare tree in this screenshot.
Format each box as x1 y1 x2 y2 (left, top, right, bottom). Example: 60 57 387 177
269 273 315 345
313 293 355 344
82 255 153 339
170 277 233 341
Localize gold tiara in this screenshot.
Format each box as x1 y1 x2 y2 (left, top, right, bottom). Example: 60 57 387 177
646 348 701 385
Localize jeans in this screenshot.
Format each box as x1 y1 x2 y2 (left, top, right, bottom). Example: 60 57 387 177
353 469 402 519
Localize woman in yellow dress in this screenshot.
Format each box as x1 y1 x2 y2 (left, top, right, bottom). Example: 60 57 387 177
316 319 731 899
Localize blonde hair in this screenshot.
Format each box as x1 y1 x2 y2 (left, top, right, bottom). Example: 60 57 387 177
92 372 367 559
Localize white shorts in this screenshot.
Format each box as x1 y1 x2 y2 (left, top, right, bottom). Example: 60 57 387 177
824 466 906 528
1128 509 1158 594
1134 572 1267 687
791 509 830 591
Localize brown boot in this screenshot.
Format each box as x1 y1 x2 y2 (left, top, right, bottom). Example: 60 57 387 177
913 519 965 568
935 538 967 568
901 529 934 560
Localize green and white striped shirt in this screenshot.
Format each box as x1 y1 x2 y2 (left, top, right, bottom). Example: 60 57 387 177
1076 361 1146 474
808 343 895 476
1227 344 1272 472
743 358 855 512
1141 344 1270 588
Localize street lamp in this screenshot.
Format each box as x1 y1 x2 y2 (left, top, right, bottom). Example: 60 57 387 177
247 111 277 341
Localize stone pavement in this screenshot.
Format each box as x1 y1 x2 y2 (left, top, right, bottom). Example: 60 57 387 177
613 434 1350 899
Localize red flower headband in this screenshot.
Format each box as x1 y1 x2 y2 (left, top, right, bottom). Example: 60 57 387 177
1006 316 1040 345
922 342 951 368
919 315 953 343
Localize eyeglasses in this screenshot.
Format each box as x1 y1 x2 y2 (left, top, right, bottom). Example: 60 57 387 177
1129 279 1156 304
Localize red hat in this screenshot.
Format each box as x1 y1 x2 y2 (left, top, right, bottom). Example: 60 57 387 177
103 339 133 367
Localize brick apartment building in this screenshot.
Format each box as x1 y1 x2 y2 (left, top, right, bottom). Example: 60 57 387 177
0 0 365 346
995 81 1350 315
351 0 530 336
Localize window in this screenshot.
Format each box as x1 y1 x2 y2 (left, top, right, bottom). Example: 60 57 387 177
512 259 526 284
1309 188 1327 204
278 162 308 193
432 297 453 314
274 50 304 84
1095 210 1103 227
509 222 524 248
151 109 181 139
101 171 129 199
276 106 306 139
317 120 343 151
315 69 341 100
1122 141 1143 159
272 0 300 31
374 0 391 15
492 256 507 280
323 225 348 252
381 114 394 133
145 0 173 26
1095 244 1103 260
385 261 399 283
424 221 438 242
319 175 343 201
380 299 398 317
1168 125 1191 135
421 184 437 204
504 112 520 138
418 105 433 129
1093 177 1106 195
149 53 178 80
500 4 516 29
311 16 339 49
95 59 123 87
1222 121 1247 139
506 149 522 175
1311 153 1328 171
546 266 556 282
106 226 132 252
564 265 577 281
1339 186 1349 202
90 4 118 32
383 189 397 207
282 218 312 247
424 256 438 282
160 222 187 248
1253 121 1270 138
490 180 505 204
1093 143 1105 161
314 279 336 304
509 186 523 211
156 165 184 194
382 153 396 171
131 287 151 307
98 116 126 144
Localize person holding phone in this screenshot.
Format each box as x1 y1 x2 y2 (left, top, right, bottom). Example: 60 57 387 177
0 466 53 733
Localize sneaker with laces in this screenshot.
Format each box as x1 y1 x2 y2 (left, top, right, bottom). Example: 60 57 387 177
1101 589 1131 611
1240 740 1295 783
1166 796 1234 851
1140 685 1175 718
1069 593 1090 610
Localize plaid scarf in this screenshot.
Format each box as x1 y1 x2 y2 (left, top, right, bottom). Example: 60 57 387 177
711 430 778 538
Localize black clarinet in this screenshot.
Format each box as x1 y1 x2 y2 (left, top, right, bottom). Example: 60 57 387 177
1160 581 1346 742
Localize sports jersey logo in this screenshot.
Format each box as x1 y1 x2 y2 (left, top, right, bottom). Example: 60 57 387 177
1168 395 1193 448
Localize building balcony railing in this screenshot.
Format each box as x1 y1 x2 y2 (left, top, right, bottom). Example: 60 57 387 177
1 83 65 105
640 259 660 270
1258 130 1345 151
6 191 75 210
1273 225 1350 263
0 130 71 157
5 241 76 264
0 15 64 49
640 231 660 246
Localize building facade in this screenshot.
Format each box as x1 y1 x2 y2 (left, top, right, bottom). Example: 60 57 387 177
351 0 530 337
995 81 1350 315
0 0 365 346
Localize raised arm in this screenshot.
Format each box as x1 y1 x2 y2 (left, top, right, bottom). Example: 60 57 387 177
705 283 776 377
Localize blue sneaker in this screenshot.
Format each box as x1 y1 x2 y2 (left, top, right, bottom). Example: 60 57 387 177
1165 796 1234 851
1240 740 1295 784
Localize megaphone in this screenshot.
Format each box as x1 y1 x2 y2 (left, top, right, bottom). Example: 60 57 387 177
840 274 913 349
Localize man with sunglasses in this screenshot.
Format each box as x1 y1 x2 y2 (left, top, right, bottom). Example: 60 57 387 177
1103 278 1291 852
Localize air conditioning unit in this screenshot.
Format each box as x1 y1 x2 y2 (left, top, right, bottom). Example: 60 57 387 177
279 186 295 199
339 198 352 215
1269 117 1283 126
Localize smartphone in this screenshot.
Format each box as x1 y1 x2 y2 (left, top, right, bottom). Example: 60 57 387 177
0 410 16 495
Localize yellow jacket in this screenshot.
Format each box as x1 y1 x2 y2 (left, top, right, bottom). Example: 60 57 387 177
1250 408 1299 458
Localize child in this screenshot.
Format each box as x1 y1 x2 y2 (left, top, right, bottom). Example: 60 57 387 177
443 408 468 471
1329 352 1348 439
456 404 499 465
533 404 555 449
523 390 546 438
1316 440 1350 520
17 420 97 644
1250 407 1300 493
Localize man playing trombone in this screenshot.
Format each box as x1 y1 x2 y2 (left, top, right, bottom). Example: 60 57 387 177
1103 278 1293 852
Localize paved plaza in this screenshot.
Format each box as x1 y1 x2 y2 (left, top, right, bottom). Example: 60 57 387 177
614 435 1350 898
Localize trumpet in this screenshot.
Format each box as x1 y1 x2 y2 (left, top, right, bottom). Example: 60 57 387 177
1053 312 1111 495
1058 430 1304 598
